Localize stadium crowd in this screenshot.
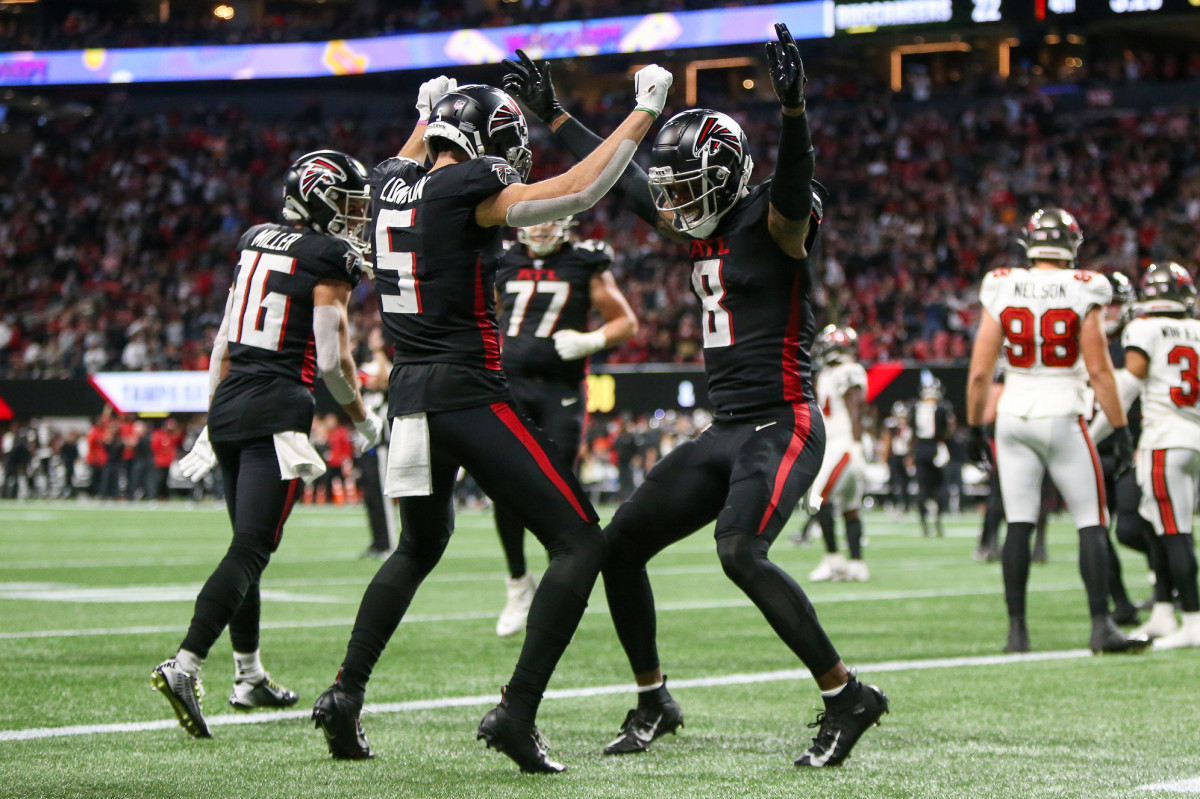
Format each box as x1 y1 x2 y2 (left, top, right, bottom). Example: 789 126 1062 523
2 58 1199 378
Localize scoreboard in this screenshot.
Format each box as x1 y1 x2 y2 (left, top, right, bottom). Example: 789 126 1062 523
833 0 1200 32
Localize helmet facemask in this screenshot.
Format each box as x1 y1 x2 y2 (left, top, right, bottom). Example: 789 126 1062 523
518 217 574 256
649 154 752 240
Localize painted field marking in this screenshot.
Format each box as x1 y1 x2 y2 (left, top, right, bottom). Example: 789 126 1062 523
1138 778 1200 793
0 583 1082 640
0 648 1093 743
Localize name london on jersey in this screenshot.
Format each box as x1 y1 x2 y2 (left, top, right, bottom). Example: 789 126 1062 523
1012 282 1068 299
377 175 429 205
251 229 304 251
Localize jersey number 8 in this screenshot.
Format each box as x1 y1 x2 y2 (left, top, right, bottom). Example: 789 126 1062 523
999 307 1079 368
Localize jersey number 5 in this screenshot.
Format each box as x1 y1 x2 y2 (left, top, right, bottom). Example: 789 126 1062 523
1168 345 1200 407
999 307 1079 368
376 208 421 314
230 250 296 352
692 259 733 348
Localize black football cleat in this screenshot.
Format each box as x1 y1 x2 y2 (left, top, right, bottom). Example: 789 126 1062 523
230 674 299 711
603 696 684 755
1090 617 1151 655
152 659 211 738
794 682 888 768
1004 619 1030 654
476 702 565 773
312 684 373 759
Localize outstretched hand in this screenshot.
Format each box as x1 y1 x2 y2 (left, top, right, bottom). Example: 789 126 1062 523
502 49 563 124
765 22 806 110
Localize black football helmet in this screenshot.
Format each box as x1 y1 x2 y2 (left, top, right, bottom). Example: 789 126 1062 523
1139 261 1197 316
648 109 755 239
1017 207 1084 265
283 150 371 252
424 84 532 180
812 324 858 369
1103 271 1135 336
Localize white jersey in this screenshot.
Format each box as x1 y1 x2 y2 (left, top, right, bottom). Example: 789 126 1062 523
816 361 868 444
980 267 1111 418
1122 315 1200 452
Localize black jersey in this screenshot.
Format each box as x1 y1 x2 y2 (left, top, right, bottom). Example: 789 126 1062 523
1096 337 1142 454
909 399 953 462
371 155 523 415
688 181 817 418
208 223 363 441
493 238 612 383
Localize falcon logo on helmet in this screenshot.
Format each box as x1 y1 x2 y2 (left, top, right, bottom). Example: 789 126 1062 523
693 118 743 160
490 98 525 136
299 156 348 201
424 84 533 181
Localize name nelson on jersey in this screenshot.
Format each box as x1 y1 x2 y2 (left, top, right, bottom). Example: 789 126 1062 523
1011 282 1068 299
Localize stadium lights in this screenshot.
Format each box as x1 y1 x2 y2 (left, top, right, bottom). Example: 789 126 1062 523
213 4 234 20
889 41 970 91
684 57 755 105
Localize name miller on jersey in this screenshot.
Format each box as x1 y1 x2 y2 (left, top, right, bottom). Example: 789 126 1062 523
1012 282 1067 299
250 229 305 251
377 175 429 205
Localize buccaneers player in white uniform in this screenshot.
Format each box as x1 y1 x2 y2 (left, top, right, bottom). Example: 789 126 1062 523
966 208 1145 654
808 326 870 582
1093 262 1200 649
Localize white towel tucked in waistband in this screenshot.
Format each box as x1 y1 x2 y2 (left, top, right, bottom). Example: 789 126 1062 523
385 413 432 497
273 431 327 486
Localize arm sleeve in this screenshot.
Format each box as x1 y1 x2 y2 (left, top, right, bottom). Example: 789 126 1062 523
505 140 638 228
770 112 815 222
313 305 357 405
208 290 234 397
553 116 659 226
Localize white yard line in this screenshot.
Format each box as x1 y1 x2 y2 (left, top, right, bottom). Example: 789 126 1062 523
0 648 1093 743
1138 778 1200 793
0 583 1081 640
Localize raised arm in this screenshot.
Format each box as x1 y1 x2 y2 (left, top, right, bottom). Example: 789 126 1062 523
397 75 458 162
476 65 672 229
764 23 814 260
503 51 673 235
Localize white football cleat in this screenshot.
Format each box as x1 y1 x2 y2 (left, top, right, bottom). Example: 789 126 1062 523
843 560 870 582
1152 613 1200 651
1133 602 1180 640
809 553 847 583
496 573 538 637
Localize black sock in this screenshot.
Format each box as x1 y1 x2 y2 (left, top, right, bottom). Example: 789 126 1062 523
228 580 262 653
846 516 863 561
981 494 1003 550
637 682 672 709
1148 534 1175 603
504 578 589 722
816 505 837 554
1002 522 1035 619
1078 526 1111 618
180 537 270 659
494 505 527 579
1106 531 1132 609
1162 534 1199 613
824 674 862 711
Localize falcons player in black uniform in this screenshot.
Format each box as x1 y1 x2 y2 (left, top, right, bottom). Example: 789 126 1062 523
491 217 637 637
504 24 887 769
152 150 385 738
311 69 672 773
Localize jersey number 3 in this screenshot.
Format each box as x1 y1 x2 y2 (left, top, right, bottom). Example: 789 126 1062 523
230 250 296 352
1168 345 1200 407
692 259 733 348
999 307 1079 368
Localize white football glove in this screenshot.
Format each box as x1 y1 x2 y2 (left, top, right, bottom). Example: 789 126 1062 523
553 329 608 361
178 426 217 482
416 75 458 122
633 65 673 119
353 412 385 455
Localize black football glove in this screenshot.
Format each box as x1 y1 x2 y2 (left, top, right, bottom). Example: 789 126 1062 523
501 49 563 124
1111 426 1134 482
967 426 992 470
764 23 806 110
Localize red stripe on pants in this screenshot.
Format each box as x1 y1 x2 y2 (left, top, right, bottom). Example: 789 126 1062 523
273 478 300 548
757 403 812 534
1151 449 1179 535
1078 416 1108 527
490 402 590 522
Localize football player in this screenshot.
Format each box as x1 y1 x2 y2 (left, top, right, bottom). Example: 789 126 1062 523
965 208 1144 654
807 325 870 583
910 377 953 538
152 150 385 738
490 217 638 637
311 69 672 773
881 401 913 513
1091 262 1200 648
504 24 888 769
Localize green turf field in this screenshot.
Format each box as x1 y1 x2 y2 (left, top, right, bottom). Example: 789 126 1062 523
1 501 1196 799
